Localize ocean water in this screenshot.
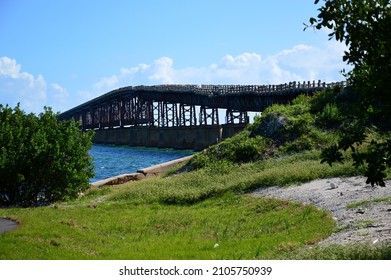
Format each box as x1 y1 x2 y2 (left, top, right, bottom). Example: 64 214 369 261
89 144 193 182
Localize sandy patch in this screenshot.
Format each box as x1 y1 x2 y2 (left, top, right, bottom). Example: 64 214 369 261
251 176 391 245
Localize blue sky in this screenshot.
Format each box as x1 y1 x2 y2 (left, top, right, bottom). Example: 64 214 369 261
0 0 349 114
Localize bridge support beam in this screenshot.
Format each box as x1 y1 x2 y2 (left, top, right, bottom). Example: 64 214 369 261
199 106 219 126
179 104 197 126
226 109 249 124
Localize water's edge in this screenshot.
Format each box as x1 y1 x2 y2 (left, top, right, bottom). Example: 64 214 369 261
89 144 193 182
90 155 193 188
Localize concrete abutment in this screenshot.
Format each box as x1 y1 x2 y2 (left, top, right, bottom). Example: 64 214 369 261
92 124 246 150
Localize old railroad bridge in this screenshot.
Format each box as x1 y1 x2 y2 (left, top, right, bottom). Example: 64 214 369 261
60 80 345 150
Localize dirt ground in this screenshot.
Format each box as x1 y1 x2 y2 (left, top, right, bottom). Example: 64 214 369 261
251 176 391 245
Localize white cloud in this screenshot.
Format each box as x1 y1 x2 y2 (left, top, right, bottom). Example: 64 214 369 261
0 56 22 78
51 83 67 94
220 52 262 68
48 83 69 112
148 57 175 84
88 41 348 94
0 57 47 113
0 56 72 113
93 75 119 92
271 42 349 82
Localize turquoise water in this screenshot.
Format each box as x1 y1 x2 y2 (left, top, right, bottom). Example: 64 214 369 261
89 145 192 182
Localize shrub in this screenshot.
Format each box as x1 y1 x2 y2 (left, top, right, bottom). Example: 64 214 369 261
190 131 267 169
0 105 94 206
316 103 342 128
310 86 342 113
251 98 315 146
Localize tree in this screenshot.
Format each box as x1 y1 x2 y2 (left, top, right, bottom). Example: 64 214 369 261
306 0 391 186
0 104 94 206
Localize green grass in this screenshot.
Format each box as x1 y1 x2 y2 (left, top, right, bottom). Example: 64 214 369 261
347 197 391 209
277 243 391 260
0 152 383 260
109 151 362 206
0 192 334 259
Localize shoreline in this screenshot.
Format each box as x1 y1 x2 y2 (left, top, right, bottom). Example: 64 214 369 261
90 155 193 188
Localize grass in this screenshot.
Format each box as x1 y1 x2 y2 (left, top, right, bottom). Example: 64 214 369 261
347 197 391 209
108 151 363 206
0 151 361 260
0 192 334 259
279 243 391 260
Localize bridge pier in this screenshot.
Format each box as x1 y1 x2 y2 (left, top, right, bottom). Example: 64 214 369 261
92 124 246 151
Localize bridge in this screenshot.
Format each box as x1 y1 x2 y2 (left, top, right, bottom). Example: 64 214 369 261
59 80 345 150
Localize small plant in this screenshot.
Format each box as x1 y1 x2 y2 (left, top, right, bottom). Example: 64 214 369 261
316 103 342 128
347 197 391 209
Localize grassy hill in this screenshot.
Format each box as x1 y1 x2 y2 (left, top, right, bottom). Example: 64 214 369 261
1 86 390 259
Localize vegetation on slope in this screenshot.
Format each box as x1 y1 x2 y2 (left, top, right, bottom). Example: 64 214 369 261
1 86 389 259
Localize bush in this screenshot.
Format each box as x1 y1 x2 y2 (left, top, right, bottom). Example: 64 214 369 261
316 103 342 128
190 131 267 169
310 86 342 113
0 105 94 206
251 98 315 146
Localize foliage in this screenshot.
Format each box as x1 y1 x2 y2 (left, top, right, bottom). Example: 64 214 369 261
316 103 342 128
310 86 342 113
306 0 391 186
0 104 94 206
190 130 267 168
192 91 344 168
253 92 345 154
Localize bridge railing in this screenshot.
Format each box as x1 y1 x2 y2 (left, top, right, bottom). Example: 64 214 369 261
125 80 346 96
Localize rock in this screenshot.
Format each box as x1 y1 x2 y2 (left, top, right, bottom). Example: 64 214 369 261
0 218 18 234
356 208 365 214
258 113 288 143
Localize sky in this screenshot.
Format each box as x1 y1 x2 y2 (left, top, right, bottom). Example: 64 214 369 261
0 0 350 114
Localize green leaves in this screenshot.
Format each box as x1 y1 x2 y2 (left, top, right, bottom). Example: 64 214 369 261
0 104 94 206
320 144 344 166
310 0 391 187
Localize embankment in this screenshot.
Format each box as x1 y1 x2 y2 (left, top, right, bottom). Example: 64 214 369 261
90 155 193 188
